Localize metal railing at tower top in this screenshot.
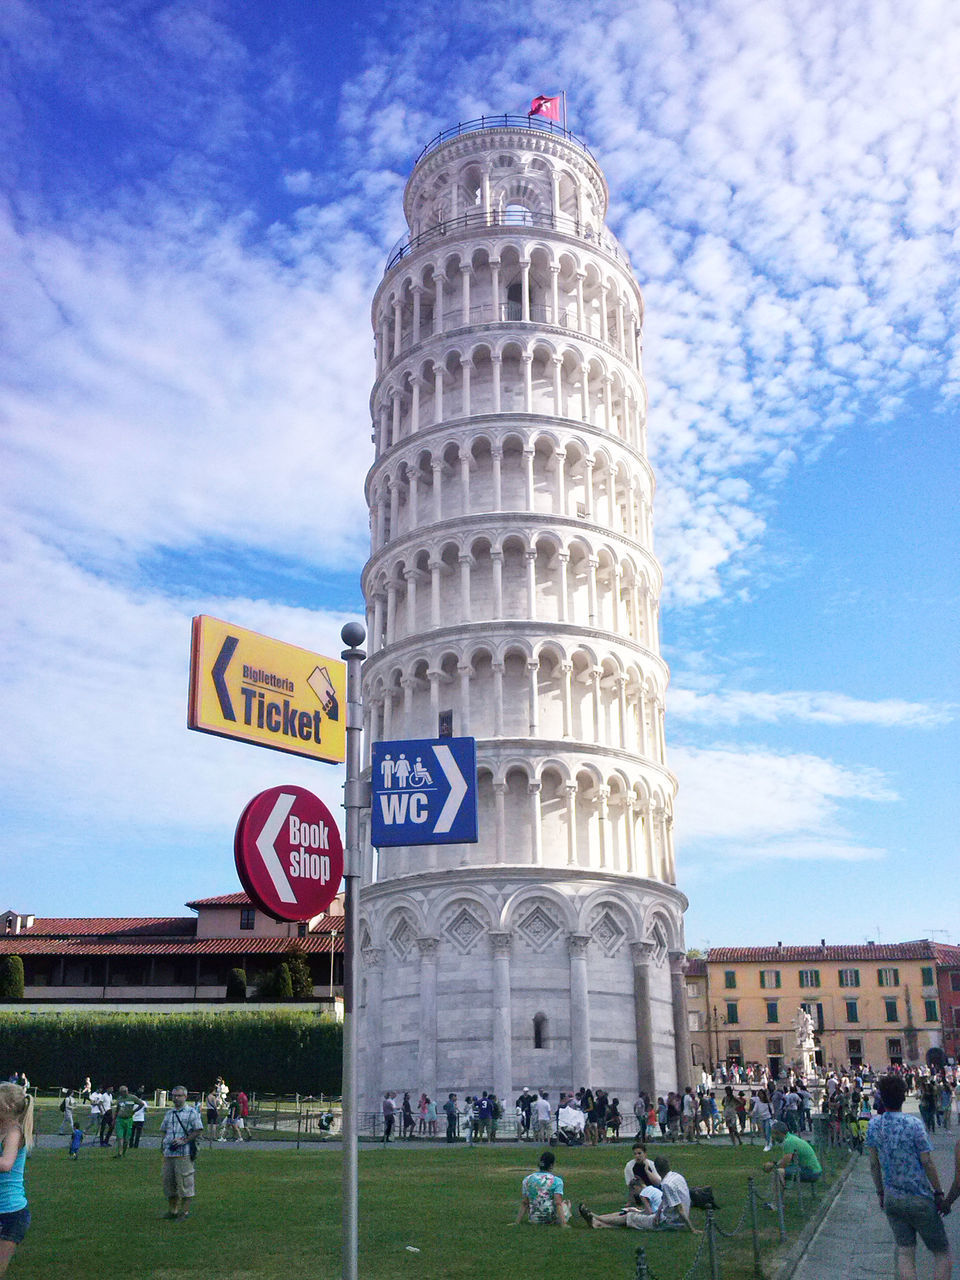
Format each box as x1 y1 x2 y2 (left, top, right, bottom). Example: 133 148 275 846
384 207 632 274
414 114 595 165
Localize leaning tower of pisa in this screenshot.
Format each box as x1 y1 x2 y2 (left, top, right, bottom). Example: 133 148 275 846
358 114 690 1112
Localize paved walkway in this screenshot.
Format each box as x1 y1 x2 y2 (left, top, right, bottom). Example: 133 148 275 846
793 1119 960 1280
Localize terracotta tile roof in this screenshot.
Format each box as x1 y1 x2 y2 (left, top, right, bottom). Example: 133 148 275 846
934 944 960 966
0 936 344 957
185 893 252 907
685 957 707 976
708 940 937 963
19 918 196 938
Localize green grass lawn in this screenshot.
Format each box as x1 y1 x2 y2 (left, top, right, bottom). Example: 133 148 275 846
15 1138 846 1279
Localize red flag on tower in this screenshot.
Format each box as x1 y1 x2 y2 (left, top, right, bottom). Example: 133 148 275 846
528 94 561 121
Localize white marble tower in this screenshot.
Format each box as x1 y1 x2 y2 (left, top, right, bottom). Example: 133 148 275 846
358 114 690 1112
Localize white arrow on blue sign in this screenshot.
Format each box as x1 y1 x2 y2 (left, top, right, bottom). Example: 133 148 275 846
370 737 479 847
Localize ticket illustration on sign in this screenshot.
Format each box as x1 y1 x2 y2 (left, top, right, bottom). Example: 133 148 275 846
188 615 346 763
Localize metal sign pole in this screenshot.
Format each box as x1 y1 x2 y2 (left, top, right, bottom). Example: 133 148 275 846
339 621 365 1280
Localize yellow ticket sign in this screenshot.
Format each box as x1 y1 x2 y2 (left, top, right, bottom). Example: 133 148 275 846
188 615 346 764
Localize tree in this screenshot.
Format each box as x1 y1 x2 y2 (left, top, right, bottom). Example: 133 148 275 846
226 968 247 1001
285 944 314 1000
0 956 24 1000
273 963 293 1000
255 963 294 1000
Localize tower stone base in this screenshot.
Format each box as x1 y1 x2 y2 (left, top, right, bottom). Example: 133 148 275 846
359 867 689 1109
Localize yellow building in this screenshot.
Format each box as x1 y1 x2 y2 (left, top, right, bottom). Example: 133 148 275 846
685 942 945 1076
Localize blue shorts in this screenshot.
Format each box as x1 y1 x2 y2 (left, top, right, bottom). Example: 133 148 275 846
0 1206 30 1245
784 1166 821 1183
885 1194 949 1253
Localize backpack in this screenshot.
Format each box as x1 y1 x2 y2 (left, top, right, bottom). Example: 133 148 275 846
59 1098 67 1112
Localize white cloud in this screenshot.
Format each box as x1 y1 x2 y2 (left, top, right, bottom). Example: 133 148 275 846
1 201 378 569
671 744 895 854
0 532 356 840
669 688 953 728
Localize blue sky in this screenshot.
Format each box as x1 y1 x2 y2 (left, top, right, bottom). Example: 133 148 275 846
2 0 958 948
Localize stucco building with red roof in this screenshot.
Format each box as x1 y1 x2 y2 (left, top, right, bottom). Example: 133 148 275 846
685 940 960 1076
0 893 344 1009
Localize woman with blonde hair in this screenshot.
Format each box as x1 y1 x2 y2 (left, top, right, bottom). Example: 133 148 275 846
0 1082 33 1275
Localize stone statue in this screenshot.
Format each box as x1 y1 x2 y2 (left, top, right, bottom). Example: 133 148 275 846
794 1007 815 1049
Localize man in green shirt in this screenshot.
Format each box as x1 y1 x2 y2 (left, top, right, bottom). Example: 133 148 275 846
113 1086 147 1158
763 1121 822 1202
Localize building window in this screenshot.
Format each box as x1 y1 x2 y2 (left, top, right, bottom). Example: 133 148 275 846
686 982 701 999
839 968 860 988
727 1038 742 1057
921 966 935 988
801 1000 825 1032
799 969 821 989
951 973 960 993
725 1002 739 1025
688 1012 703 1032
884 998 898 1022
767 1038 783 1055
438 710 453 738
925 1000 939 1022
878 967 900 987
240 908 256 930
847 1038 863 1057
887 1037 903 1062
724 970 736 989
766 1001 779 1024
845 1000 859 1023
533 1013 548 1049
297 922 308 938
760 970 781 990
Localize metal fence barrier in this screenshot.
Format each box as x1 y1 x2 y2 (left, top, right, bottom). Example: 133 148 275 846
633 1136 854 1280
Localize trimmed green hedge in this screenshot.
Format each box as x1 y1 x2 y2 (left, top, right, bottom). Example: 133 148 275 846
0 1011 341 1094
0 957 24 999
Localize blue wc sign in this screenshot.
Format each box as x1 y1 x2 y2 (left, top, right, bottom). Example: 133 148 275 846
370 737 478 847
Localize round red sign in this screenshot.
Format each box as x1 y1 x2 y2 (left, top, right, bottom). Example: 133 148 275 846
234 785 343 922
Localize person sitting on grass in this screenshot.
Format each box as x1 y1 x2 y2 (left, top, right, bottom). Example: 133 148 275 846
515 1151 571 1226
623 1141 661 1205
581 1156 698 1233
762 1120 822 1206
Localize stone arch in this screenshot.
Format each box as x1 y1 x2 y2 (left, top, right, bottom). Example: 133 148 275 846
430 890 497 957
501 883 577 935
382 901 428 963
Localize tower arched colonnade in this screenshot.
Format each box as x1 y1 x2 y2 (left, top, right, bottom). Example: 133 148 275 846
363 522 662 654
366 424 654 554
372 326 646 455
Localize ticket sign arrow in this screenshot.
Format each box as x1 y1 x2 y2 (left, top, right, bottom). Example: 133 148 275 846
188 615 346 764
370 737 478 848
235 785 343 921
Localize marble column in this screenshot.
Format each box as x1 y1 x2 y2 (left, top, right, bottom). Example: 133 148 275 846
363 946 385 1109
669 950 693 1092
493 780 507 862
491 549 504 618
568 933 592 1089
564 783 578 865
631 941 657 1098
529 780 543 864
490 931 513 1103
416 937 440 1100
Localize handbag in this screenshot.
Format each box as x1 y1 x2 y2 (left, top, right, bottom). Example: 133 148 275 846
174 1108 199 1161
689 1186 719 1210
